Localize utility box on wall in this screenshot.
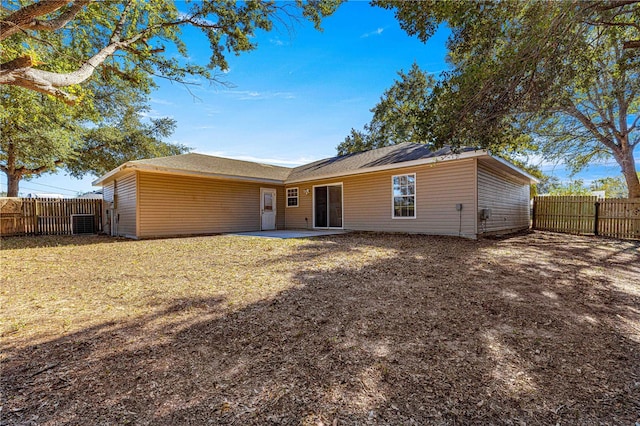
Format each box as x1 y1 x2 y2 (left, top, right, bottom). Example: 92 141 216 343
480 208 492 221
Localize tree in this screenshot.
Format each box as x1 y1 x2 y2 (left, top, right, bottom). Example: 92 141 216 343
0 82 186 196
337 63 436 155
546 179 592 196
337 128 370 156
337 62 543 190
1 0 341 196
0 0 342 103
591 173 640 197
374 0 640 197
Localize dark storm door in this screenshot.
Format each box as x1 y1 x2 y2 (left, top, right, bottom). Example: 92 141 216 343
314 185 342 228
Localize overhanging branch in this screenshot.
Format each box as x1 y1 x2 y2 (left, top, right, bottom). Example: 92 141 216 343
623 39 640 49
0 30 146 103
587 0 639 12
0 0 91 41
19 158 65 176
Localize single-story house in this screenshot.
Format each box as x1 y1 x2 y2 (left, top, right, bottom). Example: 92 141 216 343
92 142 537 239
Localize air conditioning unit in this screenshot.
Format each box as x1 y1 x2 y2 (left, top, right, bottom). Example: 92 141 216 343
71 214 96 234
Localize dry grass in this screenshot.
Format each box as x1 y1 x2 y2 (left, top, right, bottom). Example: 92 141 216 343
1 231 639 425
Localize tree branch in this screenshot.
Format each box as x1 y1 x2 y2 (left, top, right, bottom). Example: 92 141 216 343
0 56 34 69
584 19 640 31
0 0 90 41
0 28 148 103
623 40 640 49
564 103 618 152
627 114 640 138
0 5 214 104
110 0 134 44
30 0 91 33
22 144 110 176
587 0 639 12
17 158 65 176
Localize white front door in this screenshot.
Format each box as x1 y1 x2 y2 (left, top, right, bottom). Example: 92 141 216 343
260 188 277 230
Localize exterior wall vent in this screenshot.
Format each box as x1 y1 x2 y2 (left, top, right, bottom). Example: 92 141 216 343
71 214 96 234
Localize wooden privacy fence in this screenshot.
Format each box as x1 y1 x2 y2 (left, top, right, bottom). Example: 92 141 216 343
0 198 102 237
533 195 640 240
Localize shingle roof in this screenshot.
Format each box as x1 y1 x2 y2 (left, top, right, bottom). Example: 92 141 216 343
130 153 292 181
287 142 479 182
95 143 489 186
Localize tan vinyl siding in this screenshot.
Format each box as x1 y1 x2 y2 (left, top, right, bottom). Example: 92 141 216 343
285 159 477 237
275 186 285 230
137 172 284 238
103 182 114 203
285 185 314 230
477 162 530 234
114 173 137 237
102 181 114 232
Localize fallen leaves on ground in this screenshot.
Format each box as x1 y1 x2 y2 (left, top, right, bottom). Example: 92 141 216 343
1 231 639 425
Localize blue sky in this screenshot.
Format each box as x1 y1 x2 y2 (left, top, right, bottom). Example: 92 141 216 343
2 1 637 196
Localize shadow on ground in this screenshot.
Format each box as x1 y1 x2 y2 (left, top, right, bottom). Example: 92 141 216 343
0 234 130 250
2 232 639 425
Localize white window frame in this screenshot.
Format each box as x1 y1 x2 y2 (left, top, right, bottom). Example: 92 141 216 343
286 187 299 208
391 173 417 219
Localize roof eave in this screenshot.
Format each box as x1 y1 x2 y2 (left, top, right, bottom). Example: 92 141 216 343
92 163 130 186
95 163 286 185
92 148 537 187
485 153 540 183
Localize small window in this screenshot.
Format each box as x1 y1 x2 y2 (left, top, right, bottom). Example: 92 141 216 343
392 174 416 218
287 187 299 207
264 192 273 211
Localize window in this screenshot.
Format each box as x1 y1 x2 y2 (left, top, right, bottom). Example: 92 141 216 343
392 174 416 218
287 187 299 207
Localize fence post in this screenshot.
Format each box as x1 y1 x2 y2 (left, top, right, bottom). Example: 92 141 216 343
532 198 537 229
594 200 600 236
33 199 39 235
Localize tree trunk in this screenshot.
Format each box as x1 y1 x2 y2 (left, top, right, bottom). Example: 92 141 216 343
620 150 640 198
6 172 20 197
608 131 640 199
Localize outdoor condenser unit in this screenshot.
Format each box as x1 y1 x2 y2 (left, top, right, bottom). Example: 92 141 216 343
71 214 96 234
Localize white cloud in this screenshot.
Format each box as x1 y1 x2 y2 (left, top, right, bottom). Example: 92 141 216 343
150 98 174 106
361 27 384 38
139 109 171 120
203 106 222 116
177 12 216 27
224 90 296 101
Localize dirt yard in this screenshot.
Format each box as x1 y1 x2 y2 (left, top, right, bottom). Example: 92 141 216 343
1 231 639 425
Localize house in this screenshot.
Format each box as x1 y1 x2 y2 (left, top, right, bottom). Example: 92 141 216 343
92 143 537 239
26 193 65 199
76 190 103 200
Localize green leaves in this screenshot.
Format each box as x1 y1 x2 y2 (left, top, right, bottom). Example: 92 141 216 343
65 111 185 179
590 175 633 198
337 63 436 155
1 1 342 101
0 70 186 195
0 0 343 195
375 0 640 197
